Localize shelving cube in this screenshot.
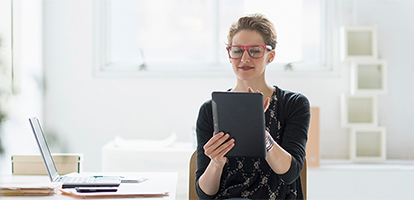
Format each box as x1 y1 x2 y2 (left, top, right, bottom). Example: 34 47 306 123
341 93 378 127
350 60 387 94
350 126 386 162
341 26 378 62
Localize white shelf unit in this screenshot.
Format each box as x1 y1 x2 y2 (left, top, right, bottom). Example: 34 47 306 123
350 126 386 162
341 26 378 62
341 93 378 128
340 25 387 162
350 60 387 94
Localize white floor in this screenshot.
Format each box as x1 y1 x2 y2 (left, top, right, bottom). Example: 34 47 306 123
307 160 414 200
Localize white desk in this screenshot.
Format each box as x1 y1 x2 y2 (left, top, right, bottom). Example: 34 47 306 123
0 172 177 200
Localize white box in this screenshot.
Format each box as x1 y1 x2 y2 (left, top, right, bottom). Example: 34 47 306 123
341 26 378 62
350 127 386 162
341 93 378 128
350 60 387 94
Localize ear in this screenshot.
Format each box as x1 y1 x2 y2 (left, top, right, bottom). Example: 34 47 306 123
267 50 275 64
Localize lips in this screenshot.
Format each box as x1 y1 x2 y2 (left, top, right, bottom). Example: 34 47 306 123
239 66 254 70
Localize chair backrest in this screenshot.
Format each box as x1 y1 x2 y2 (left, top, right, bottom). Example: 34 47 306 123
301 157 307 200
189 151 198 200
188 151 307 200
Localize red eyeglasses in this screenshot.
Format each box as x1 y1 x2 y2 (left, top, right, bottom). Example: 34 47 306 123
226 45 273 59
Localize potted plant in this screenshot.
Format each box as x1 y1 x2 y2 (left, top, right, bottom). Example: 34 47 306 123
0 36 12 155
0 112 5 154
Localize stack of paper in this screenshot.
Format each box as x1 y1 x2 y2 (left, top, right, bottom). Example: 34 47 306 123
0 182 62 196
60 188 169 199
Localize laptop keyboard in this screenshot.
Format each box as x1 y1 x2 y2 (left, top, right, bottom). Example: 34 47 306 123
60 176 95 183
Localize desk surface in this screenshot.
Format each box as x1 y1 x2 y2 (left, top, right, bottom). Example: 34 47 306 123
0 172 177 200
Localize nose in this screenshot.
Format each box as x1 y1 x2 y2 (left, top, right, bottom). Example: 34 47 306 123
240 50 251 63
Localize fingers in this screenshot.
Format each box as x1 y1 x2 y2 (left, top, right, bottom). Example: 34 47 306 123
204 132 227 149
247 87 262 95
204 132 235 159
247 87 254 93
213 138 235 158
247 87 269 112
204 132 230 153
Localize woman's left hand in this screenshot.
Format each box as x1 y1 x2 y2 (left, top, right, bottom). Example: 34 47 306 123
248 87 270 112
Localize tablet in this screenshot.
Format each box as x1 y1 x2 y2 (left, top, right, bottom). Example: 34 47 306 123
212 91 266 158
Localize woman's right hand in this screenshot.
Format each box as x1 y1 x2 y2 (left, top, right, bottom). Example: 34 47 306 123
199 132 234 195
203 132 235 166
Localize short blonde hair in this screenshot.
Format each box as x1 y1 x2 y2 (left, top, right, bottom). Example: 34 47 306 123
227 13 277 49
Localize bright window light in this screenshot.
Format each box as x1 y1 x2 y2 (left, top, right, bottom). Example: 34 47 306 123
99 0 324 72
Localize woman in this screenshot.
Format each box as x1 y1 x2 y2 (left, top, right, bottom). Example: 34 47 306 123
195 13 310 199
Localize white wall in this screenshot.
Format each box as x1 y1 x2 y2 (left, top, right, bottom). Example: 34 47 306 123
41 0 414 172
354 0 414 159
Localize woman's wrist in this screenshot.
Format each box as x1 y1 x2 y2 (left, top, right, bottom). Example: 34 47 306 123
265 130 276 151
210 158 227 169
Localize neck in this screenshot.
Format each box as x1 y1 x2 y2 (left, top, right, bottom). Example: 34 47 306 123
232 79 273 95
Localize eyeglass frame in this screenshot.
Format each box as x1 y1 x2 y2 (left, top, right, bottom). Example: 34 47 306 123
226 45 273 59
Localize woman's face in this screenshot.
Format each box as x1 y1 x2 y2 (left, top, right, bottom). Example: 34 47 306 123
229 30 275 82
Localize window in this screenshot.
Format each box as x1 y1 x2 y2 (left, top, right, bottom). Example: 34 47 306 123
94 0 330 75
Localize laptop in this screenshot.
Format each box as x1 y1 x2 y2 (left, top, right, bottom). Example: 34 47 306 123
29 117 121 188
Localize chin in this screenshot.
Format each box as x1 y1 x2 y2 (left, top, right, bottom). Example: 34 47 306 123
236 74 256 81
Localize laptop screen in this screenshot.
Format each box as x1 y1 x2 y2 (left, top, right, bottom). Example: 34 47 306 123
29 117 59 181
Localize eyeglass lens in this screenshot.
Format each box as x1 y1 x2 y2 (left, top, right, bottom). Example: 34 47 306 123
228 46 265 59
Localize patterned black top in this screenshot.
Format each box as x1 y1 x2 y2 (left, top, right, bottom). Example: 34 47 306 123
195 86 310 200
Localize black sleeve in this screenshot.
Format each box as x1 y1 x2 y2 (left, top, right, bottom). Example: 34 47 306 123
278 93 310 184
194 100 217 199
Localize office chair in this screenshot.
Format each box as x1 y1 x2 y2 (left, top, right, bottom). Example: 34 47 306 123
189 151 307 200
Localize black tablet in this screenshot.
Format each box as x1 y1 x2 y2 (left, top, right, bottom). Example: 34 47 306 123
212 91 266 158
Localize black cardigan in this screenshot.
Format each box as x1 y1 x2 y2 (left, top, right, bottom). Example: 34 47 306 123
195 86 310 199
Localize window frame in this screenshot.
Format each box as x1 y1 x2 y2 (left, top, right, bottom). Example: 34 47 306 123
93 0 341 79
